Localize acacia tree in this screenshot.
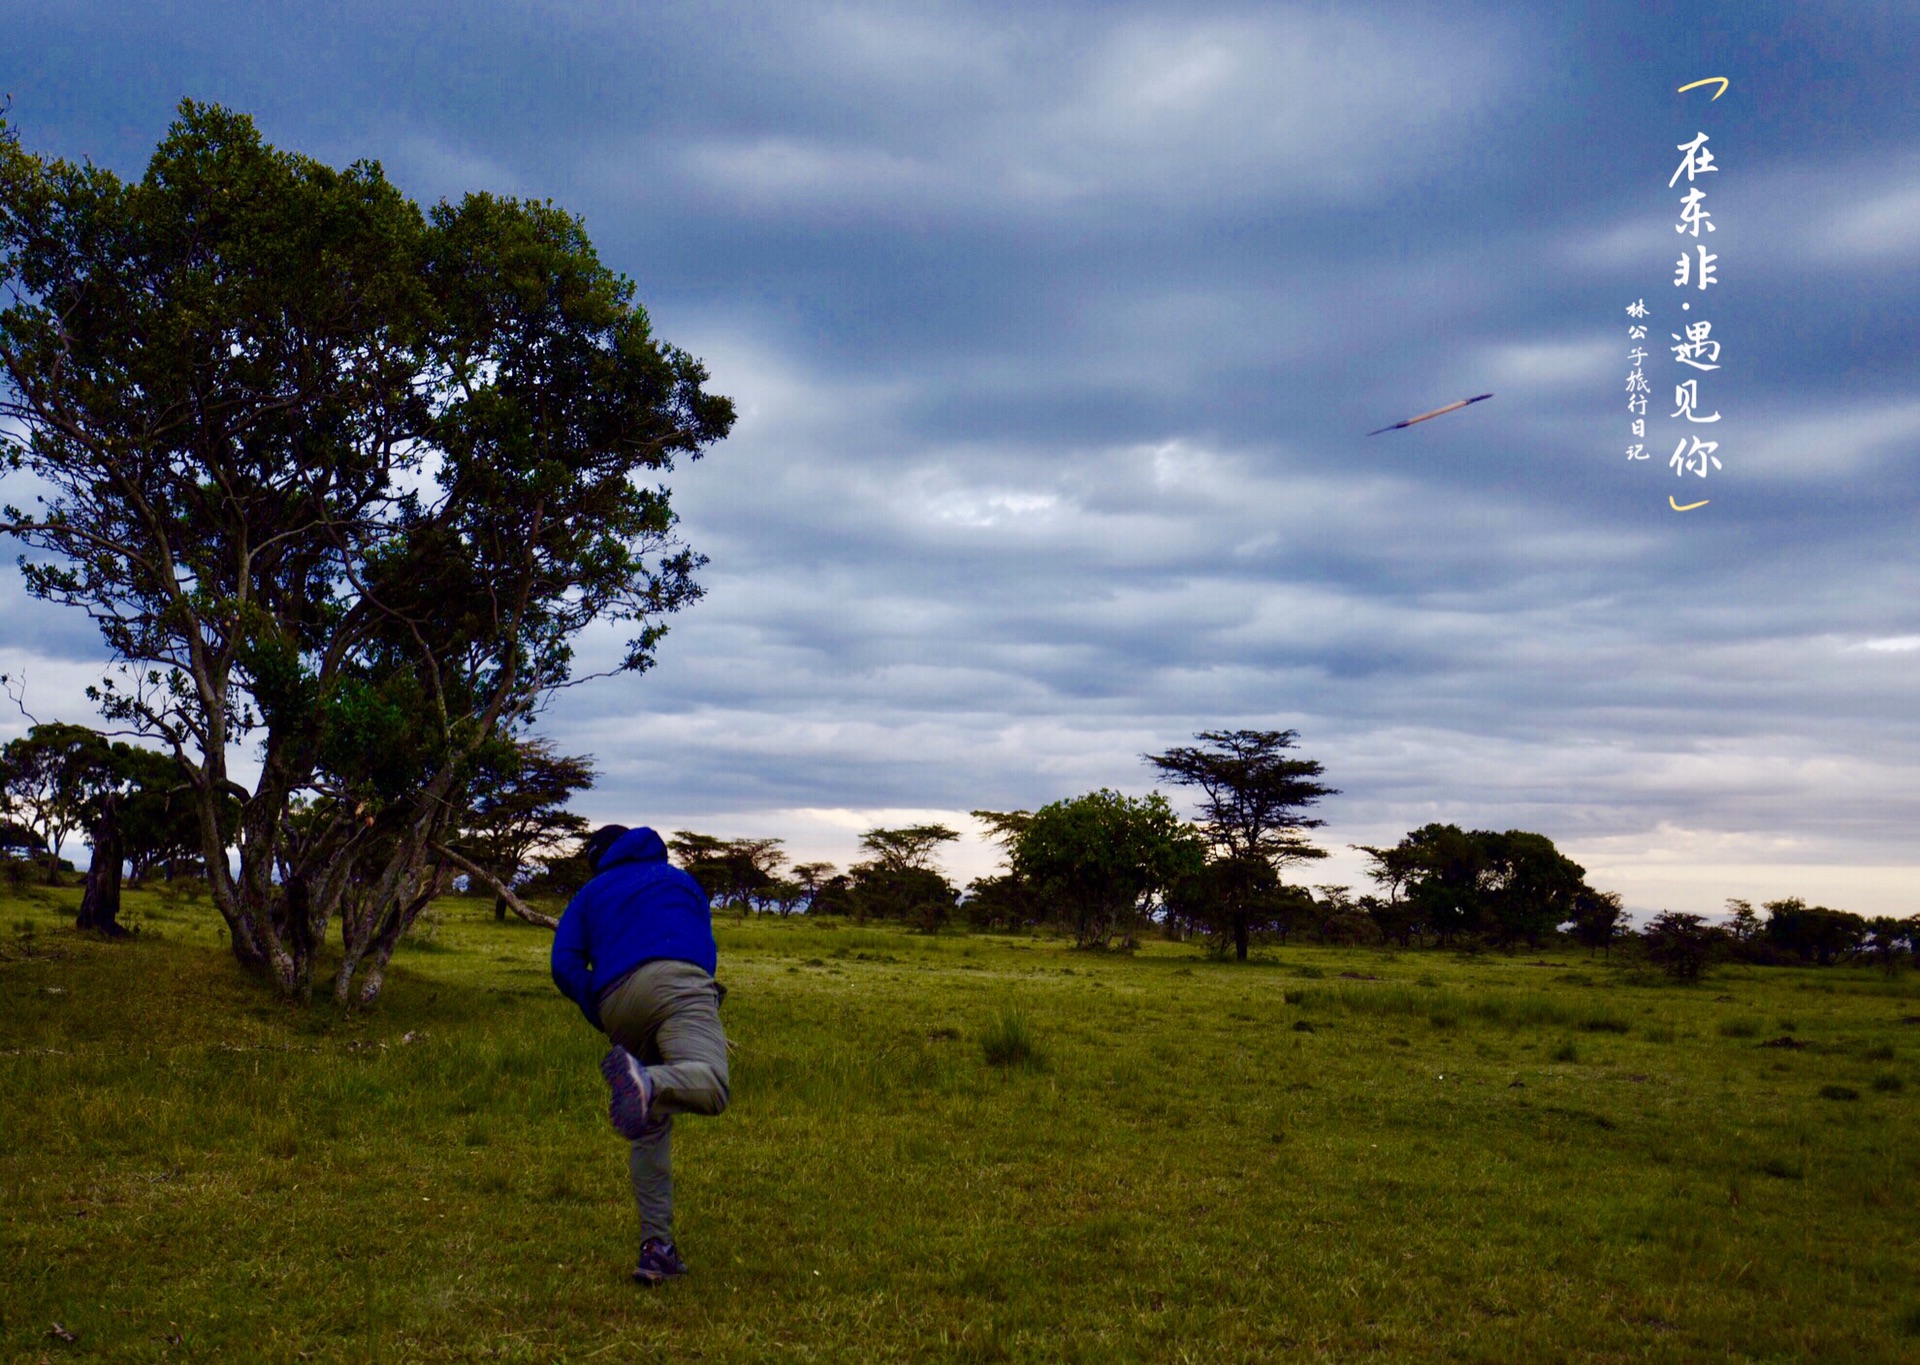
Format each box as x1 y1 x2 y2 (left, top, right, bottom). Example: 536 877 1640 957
1145 729 1336 960
0 104 732 1002
0 721 112 882
850 824 958 928
1642 911 1720 981
667 833 788 912
787 861 837 915
439 738 593 925
1568 888 1625 956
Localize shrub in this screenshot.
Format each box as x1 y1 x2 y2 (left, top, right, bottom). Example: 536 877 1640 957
980 1006 1044 1071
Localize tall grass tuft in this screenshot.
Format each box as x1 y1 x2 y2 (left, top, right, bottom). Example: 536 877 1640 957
981 1005 1045 1071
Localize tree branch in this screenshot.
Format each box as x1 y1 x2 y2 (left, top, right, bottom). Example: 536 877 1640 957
429 842 557 929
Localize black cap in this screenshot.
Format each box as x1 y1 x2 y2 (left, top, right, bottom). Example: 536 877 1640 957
584 824 629 874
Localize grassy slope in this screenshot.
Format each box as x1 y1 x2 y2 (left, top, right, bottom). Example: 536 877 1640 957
2 886 1917 1363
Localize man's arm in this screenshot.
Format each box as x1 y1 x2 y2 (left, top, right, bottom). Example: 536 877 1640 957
549 891 602 1029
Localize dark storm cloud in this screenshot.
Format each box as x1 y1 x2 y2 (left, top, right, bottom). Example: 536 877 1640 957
3 1 1917 909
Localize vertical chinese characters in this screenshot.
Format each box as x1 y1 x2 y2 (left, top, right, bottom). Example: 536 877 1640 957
1666 121 1727 489
1625 298 1650 460
1623 89 1731 509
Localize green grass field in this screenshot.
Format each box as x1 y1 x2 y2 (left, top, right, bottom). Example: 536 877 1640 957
4 885 1918 1363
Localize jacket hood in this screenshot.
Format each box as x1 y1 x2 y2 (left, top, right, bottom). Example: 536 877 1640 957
600 825 670 869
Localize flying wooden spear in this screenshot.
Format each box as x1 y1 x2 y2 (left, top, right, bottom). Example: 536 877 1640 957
1367 392 1494 436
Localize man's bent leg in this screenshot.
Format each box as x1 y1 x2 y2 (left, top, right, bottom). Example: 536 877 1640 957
628 1115 673 1244
646 963 729 1117
601 960 728 1118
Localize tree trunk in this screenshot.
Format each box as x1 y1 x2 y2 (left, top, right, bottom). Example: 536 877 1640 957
1233 909 1250 962
76 795 127 937
283 874 317 1002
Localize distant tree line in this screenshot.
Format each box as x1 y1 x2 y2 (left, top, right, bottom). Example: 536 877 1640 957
1635 900 1920 980
11 711 1916 982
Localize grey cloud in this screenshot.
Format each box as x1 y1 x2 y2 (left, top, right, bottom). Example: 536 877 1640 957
3 0 1918 917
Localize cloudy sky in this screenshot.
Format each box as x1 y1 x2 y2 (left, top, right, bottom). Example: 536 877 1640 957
4 1 1916 915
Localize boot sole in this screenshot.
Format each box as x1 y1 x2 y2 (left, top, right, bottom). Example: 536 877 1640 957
600 1046 651 1139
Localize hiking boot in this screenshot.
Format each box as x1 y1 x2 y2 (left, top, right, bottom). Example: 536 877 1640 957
632 1237 688 1285
600 1045 653 1139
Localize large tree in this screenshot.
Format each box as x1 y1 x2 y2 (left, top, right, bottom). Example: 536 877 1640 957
1477 830 1590 949
1760 898 1866 966
1009 790 1203 949
1360 824 1601 948
0 721 112 882
0 104 732 1002
1145 729 1336 960
0 716 208 928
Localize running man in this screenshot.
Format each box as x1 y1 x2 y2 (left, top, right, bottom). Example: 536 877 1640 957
550 824 730 1284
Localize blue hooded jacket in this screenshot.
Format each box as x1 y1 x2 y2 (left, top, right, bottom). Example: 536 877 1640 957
550 827 716 1029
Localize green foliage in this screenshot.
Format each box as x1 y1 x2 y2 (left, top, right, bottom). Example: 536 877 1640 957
0 721 115 879
1009 789 1203 949
1568 887 1626 955
0 719 220 918
1763 897 1868 965
1167 855 1317 958
0 103 731 1001
851 865 957 931
1358 824 1604 949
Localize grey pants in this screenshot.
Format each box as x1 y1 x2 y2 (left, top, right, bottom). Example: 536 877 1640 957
597 959 730 1244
